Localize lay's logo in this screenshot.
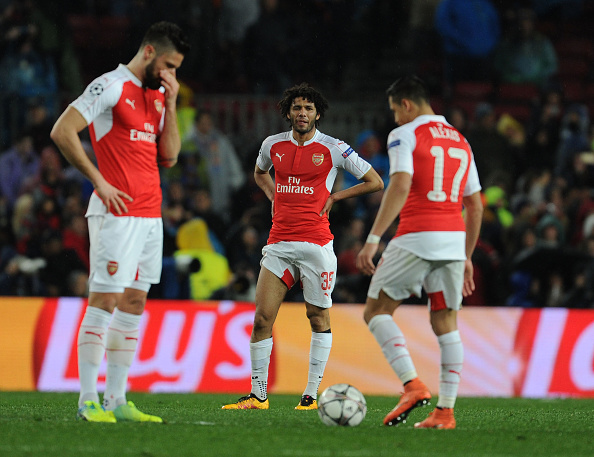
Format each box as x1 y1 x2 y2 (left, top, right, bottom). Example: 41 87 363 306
342 147 354 158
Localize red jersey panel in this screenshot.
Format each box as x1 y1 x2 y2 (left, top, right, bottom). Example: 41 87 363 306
71 64 165 217
256 130 371 246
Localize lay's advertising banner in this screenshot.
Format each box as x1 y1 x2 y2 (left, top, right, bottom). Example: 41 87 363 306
1 297 594 398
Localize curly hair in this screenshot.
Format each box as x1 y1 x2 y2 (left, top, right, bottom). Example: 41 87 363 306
278 83 329 127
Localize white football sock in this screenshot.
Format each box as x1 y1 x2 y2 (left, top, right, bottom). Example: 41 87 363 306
303 332 332 399
250 337 273 400
77 306 112 407
368 314 417 384
103 309 141 410
437 330 463 409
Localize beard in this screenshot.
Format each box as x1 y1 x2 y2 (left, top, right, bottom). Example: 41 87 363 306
292 117 316 135
144 60 162 90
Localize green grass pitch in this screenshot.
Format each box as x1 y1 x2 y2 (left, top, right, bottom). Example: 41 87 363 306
0 392 593 457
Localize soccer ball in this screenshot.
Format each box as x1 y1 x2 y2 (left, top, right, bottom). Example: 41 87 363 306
317 383 367 427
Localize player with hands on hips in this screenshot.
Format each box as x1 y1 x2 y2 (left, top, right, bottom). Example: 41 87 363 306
51 21 190 423
222 83 384 411
356 75 483 429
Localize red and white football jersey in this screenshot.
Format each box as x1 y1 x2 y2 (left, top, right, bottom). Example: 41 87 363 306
71 64 166 218
256 130 372 246
388 114 481 260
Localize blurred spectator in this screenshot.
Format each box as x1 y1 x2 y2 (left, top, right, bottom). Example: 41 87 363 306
0 225 19 295
406 0 441 66
187 188 228 253
38 230 87 297
173 218 231 300
463 236 501 306
465 103 517 192
497 113 527 176
242 0 292 95
62 139 95 202
161 180 192 257
559 235 594 308
444 105 470 136
434 0 500 89
209 267 256 302
176 81 197 143
554 103 590 185
342 130 390 190
494 7 557 86
216 0 260 90
0 132 39 208
480 186 512 256
181 110 246 222
28 145 65 203
67 270 89 297
62 213 89 270
525 84 564 173
11 193 35 255
0 18 58 123
23 99 54 151
225 223 261 275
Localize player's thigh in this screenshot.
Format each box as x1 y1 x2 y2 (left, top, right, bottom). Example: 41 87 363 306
424 260 465 311
261 242 300 289
87 215 153 291
135 218 163 285
254 266 288 323
299 241 336 309
367 243 430 301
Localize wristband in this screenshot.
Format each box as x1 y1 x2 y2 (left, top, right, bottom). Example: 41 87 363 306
366 234 381 244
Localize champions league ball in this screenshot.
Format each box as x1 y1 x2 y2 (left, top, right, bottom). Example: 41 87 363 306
317 384 367 427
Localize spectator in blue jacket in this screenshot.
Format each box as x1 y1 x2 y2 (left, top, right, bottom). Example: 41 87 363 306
435 0 500 88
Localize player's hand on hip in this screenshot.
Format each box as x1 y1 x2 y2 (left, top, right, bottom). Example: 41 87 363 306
356 243 378 276
462 258 475 297
96 181 133 215
319 195 335 217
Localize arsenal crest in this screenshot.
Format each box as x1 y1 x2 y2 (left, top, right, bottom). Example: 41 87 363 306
107 261 118 276
154 99 163 113
312 153 324 166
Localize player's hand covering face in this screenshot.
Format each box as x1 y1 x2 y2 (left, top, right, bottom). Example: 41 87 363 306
144 49 184 91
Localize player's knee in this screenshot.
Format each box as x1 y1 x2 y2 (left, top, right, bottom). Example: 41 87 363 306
306 308 329 332
308 315 330 332
362 306 377 325
252 311 274 334
88 293 118 313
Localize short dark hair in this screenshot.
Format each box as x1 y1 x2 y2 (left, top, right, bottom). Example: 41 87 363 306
386 75 430 105
141 21 191 56
278 83 329 127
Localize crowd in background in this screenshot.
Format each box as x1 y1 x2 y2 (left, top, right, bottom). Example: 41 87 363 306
1 0 594 308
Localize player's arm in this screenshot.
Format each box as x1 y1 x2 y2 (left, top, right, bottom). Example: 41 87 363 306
356 171 411 275
50 106 132 214
319 167 383 217
157 69 181 168
254 164 275 215
461 191 484 297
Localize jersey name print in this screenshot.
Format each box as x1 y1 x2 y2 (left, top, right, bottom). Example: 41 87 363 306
71 64 166 218
257 130 371 246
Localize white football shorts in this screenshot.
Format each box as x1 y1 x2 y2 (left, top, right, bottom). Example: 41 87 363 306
367 241 464 311
87 213 163 293
261 241 337 308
